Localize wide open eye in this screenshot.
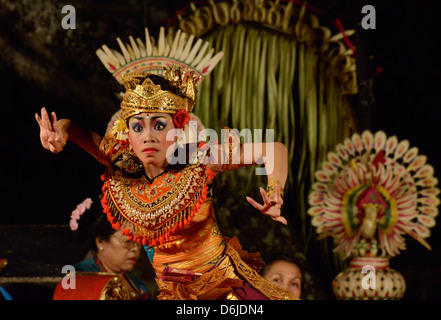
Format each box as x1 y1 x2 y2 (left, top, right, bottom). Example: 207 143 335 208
152 119 167 131
131 122 143 133
129 119 144 133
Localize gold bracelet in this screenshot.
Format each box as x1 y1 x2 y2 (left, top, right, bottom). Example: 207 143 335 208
266 178 284 197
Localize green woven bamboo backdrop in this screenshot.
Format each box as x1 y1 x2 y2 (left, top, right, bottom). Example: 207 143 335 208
194 23 356 252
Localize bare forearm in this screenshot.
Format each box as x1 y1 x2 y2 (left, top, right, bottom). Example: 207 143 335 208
240 142 288 188
208 141 288 188
243 142 288 224
265 142 288 189
59 119 105 163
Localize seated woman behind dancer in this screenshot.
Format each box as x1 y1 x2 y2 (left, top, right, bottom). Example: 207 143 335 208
69 198 151 300
262 254 304 299
35 67 296 300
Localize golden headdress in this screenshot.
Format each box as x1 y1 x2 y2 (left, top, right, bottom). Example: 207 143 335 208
96 26 223 94
119 66 197 120
96 26 223 140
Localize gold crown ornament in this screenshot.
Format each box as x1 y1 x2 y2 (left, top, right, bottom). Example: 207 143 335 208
96 26 223 141
119 66 197 120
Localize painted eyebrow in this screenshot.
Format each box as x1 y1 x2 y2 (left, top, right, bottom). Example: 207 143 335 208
130 115 167 122
130 116 145 122
151 116 168 121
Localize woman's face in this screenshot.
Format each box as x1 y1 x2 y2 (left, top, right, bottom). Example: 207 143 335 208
96 229 142 274
263 260 302 298
128 112 176 169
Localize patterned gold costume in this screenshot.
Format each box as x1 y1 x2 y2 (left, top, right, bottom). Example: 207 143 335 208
100 135 297 299
96 27 298 300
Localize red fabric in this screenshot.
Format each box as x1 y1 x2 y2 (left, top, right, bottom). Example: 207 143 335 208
228 282 269 300
53 274 122 300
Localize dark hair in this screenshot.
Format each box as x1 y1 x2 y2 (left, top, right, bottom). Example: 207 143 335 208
71 197 116 252
88 211 115 250
261 253 306 298
262 253 305 278
142 74 181 96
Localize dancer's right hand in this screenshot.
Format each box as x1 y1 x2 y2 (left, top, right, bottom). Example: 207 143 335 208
35 107 68 153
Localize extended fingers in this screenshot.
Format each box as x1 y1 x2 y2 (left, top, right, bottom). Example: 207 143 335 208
40 108 54 131
246 196 265 212
273 216 288 225
51 113 63 137
259 187 271 204
35 112 42 126
247 195 287 225
51 111 58 126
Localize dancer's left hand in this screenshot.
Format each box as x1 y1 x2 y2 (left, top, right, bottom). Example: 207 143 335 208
246 184 287 225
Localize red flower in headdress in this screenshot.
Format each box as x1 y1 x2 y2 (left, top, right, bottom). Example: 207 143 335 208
172 109 190 129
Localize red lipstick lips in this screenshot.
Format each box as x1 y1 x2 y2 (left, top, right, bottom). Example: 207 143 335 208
143 147 157 155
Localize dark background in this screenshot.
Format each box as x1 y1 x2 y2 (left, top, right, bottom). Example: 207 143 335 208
0 0 440 299
358 1 441 300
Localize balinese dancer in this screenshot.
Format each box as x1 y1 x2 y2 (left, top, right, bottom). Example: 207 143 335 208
35 27 297 300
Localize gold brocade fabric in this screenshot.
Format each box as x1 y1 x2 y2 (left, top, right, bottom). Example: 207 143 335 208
152 201 225 275
151 200 299 300
152 199 233 300
103 163 208 242
101 154 298 300
154 234 300 300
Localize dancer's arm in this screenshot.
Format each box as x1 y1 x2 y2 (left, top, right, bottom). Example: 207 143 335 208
241 142 288 225
209 141 288 225
35 107 106 164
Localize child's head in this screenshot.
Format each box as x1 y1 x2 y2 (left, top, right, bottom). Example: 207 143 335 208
262 254 304 299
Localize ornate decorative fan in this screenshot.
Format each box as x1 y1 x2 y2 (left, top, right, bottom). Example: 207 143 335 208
308 130 440 258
